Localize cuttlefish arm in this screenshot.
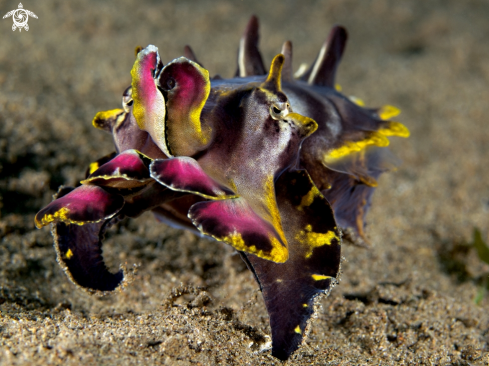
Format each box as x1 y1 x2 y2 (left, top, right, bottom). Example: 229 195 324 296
131 45 213 158
150 157 236 200
130 46 170 156
92 85 167 160
189 197 288 263
82 149 153 189
34 150 184 293
35 186 126 293
150 156 287 263
157 57 212 157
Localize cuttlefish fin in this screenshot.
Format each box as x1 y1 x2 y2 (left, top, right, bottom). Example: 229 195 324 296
242 169 341 360
235 15 267 77
322 147 399 243
188 197 288 263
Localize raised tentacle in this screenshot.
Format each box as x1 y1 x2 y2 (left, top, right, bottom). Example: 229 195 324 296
300 25 348 87
263 54 285 92
235 15 266 77
281 41 293 82
183 45 203 67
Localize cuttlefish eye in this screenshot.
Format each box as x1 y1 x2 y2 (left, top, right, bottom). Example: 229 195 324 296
270 102 290 120
161 76 176 91
122 86 133 112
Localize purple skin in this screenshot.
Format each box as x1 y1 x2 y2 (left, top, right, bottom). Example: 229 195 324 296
35 16 408 360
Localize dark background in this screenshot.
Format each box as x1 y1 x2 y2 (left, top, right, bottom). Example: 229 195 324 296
1 0 488 364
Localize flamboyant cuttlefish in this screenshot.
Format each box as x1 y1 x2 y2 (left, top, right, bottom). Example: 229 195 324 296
35 16 408 360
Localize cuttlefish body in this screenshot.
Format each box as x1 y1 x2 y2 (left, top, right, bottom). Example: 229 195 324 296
35 16 408 360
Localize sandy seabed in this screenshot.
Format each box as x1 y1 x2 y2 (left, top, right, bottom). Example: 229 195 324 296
1 0 489 365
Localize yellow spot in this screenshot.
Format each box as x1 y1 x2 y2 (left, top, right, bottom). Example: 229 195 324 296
335 84 342 92
378 105 401 120
65 249 74 259
92 109 124 130
303 304 308 308
35 207 70 229
88 162 99 175
350 96 365 106
294 325 301 334
324 132 390 161
296 228 339 258
297 189 315 211
312 274 332 281
378 121 410 138
268 236 288 263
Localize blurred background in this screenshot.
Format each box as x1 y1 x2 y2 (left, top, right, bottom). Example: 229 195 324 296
1 0 488 364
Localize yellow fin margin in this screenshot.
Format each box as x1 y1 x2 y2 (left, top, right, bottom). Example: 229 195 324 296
35 207 70 229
